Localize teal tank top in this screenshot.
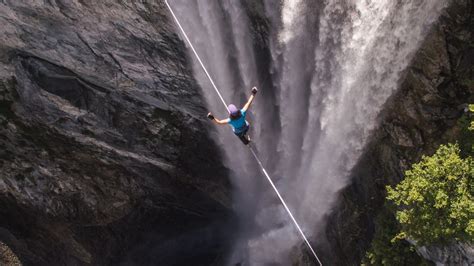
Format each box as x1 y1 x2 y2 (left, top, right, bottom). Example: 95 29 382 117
228 109 248 133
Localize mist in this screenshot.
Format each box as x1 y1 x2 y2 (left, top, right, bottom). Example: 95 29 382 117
169 0 448 264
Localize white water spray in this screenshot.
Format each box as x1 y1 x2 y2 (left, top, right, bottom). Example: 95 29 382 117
165 1 322 265
165 0 448 264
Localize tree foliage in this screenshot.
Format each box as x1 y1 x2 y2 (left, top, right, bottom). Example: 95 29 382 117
364 105 474 264
362 207 430 266
386 143 474 245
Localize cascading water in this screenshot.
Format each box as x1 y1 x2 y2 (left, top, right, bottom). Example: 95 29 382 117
168 0 448 264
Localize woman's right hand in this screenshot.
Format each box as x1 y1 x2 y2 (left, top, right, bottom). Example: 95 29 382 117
207 112 215 120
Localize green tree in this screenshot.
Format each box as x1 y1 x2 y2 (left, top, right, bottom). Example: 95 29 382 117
363 207 430 266
386 144 474 245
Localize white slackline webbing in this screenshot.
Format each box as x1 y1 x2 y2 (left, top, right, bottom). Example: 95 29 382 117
164 0 228 109
164 1 322 265
249 145 322 266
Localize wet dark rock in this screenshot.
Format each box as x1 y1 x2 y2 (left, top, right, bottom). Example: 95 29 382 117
0 1 233 265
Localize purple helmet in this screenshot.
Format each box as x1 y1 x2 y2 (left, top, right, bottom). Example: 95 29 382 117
227 104 239 115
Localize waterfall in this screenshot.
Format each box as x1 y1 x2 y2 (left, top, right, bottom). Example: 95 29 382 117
169 0 448 264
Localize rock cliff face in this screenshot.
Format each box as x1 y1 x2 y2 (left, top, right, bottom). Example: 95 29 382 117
417 241 474 265
1 1 472 265
319 0 474 265
0 1 233 265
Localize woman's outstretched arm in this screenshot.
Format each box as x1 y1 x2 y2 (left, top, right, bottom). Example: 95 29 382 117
242 87 258 112
207 113 229 125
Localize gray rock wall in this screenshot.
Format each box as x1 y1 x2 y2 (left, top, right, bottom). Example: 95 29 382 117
416 241 474 265
0 1 233 265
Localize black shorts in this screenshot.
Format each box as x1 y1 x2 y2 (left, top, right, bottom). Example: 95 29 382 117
234 124 249 137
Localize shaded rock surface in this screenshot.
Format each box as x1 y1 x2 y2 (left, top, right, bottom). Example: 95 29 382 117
315 0 474 265
416 241 474 265
0 1 233 265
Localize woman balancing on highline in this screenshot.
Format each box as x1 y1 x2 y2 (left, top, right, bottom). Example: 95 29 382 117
207 87 258 145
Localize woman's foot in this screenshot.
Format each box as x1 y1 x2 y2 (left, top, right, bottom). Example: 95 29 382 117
238 134 250 145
